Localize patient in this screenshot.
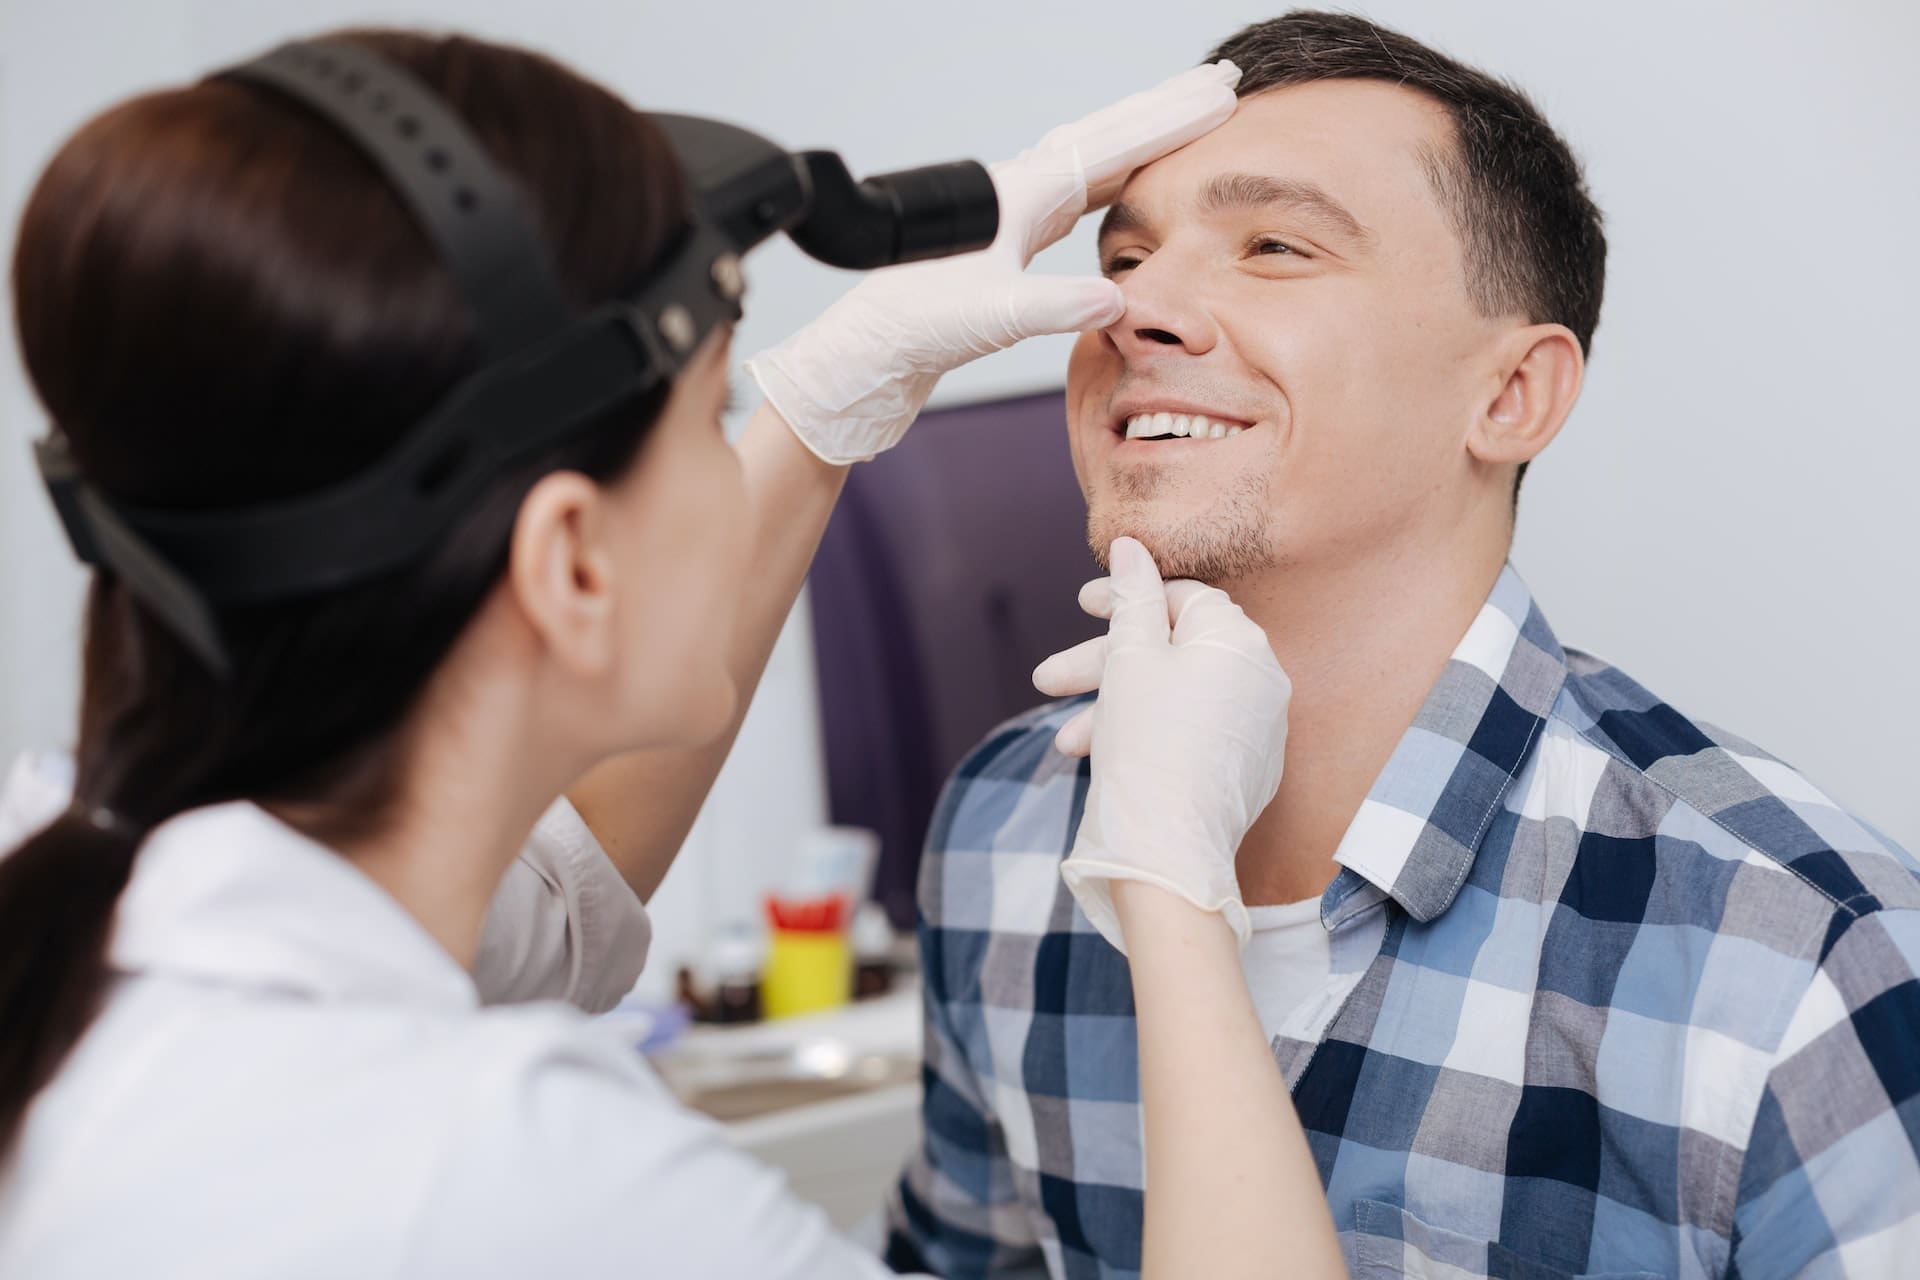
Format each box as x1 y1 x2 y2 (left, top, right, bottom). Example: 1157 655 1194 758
887 11 1920 1279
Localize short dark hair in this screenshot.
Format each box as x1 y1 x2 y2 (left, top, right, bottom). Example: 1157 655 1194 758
1208 11 1607 496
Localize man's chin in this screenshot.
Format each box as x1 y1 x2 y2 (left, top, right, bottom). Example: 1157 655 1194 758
1086 513 1277 585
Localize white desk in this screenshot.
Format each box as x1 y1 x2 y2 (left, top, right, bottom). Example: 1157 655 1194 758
649 987 923 1231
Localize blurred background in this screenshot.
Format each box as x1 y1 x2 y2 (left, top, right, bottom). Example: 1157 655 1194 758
3 0 1916 1011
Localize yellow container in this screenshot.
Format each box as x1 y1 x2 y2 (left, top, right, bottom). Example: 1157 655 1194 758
763 928 852 1020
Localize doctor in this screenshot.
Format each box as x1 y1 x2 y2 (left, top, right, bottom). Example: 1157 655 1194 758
0 29 1343 1278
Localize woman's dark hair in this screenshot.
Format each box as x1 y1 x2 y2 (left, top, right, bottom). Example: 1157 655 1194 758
0 29 690 1158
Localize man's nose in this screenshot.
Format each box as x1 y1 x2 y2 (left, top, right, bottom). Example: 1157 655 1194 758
1101 254 1219 361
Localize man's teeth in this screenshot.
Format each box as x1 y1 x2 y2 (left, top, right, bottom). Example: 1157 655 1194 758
1123 413 1248 441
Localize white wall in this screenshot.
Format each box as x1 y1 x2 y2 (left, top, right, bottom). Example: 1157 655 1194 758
3 1 1916 985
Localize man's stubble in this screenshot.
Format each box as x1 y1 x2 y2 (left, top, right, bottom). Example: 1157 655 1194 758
1085 461 1280 584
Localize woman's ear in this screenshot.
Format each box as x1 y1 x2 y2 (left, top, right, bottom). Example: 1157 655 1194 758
1468 323 1585 469
505 471 619 677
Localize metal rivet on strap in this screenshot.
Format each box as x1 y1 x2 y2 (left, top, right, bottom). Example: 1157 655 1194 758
711 254 745 302
657 304 697 354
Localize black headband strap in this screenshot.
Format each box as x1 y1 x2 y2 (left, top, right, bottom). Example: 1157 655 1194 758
36 435 230 675
218 40 573 360
37 36 945 678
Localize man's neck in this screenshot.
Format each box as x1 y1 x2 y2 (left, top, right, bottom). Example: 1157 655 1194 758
1222 535 1509 907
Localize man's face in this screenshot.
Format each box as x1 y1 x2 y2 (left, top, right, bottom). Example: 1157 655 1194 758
1067 78 1509 584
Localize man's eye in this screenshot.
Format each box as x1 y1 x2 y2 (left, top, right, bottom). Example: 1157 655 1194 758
1248 235 1302 258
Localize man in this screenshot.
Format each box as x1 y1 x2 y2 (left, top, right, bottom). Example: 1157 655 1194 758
885 11 1920 1279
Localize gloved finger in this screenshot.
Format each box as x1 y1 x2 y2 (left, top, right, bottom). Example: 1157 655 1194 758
1170 586 1286 686
1034 62 1241 205
1033 636 1109 697
1106 536 1171 649
995 62 1240 259
1078 577 1115 620
1053 705 1095 758
1168 581 1252 641
1163 579 1220 628
1086 576 1213 626
986 274 1126 347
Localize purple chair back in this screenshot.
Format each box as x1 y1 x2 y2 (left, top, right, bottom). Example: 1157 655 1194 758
808 391 1098 927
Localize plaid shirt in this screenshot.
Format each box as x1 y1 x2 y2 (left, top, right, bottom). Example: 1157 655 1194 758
885 565 1920 1280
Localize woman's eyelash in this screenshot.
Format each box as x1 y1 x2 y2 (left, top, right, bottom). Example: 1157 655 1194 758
1102 253 1142 276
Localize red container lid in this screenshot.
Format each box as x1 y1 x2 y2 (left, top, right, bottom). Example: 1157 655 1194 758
765 894 849 933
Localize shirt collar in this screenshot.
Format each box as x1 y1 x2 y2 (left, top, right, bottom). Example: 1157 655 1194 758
107 800 479 1010
1325 564 1568 925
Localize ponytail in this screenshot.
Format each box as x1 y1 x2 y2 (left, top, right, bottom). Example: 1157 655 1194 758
0 808 146 1160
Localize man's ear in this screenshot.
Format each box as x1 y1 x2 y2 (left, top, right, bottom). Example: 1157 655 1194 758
505 471 618 677
1468 323 1584 469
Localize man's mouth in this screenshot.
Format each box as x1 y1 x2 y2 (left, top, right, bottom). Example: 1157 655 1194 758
1119 411 1249 442
1105 397 1258 447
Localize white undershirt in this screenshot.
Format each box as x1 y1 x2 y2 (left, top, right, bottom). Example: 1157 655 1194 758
1240 897 1337 1042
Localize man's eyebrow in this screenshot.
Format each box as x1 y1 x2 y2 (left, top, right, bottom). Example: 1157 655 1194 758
1201 172 1372 244
1097 200 1150 244
1097 173 1374 247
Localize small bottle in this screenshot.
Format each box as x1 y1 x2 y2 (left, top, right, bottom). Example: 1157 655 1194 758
675 965 707 1022
763 895 851 1019
851 901 896 1000
698 924 765 1025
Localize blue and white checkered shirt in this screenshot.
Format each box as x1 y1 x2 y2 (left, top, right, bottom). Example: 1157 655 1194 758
885 565 1920 1280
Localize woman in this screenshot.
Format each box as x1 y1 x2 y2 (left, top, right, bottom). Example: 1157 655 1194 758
0 29 1343 1278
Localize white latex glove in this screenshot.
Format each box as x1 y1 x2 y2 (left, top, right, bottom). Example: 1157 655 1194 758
1042 538 1290 952
1031 573 1127 758
746 61 1241 464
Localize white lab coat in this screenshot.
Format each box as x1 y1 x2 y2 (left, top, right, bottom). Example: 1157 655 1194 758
0 753 902 1279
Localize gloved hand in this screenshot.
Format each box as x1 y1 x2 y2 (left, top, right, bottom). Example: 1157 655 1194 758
746 61 1241 464
1031 573 1126 759
1037 538 1290 952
